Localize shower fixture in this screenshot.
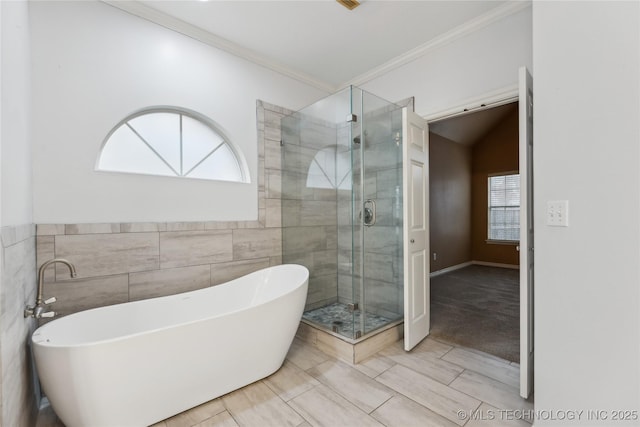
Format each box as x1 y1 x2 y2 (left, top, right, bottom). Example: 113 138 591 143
363 199 376 227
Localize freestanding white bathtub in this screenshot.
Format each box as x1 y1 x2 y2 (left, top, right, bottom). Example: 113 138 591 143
32 264 309 427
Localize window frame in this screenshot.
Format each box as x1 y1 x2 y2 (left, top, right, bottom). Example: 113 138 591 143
96 106 250 183
486 171 520 244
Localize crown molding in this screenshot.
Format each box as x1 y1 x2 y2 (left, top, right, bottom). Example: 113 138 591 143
102 0 529 95
101 0 336 93
343 1 531 89
422 84 519 122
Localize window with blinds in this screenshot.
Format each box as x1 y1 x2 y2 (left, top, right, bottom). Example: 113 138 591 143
488 173 520 241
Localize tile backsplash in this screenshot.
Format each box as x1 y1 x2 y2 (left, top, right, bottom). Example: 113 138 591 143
35 101 291 319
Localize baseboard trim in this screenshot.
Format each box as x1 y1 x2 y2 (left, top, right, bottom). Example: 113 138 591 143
430 261 473 278
472 260 520 270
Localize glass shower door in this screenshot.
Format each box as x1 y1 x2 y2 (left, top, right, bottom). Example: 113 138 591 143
359 90 404 336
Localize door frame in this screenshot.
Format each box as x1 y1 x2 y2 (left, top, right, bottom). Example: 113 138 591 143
422 85 532 396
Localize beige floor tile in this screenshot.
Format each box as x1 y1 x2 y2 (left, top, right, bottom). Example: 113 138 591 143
449 371 532 414
164 412 190 427
449 342 515 365
164 399 225 427
222 381 303 427
442 348 520 388
376 364 481 426
379 341 464 385
193 410 239 427
371 395 459 427
307 360 394 413
194 400 227 423
289 385 384 427
463 403 532 427
286 338 332 371
36 334 534 427
354 353 396 378
414 337 455 358
263 360 321 401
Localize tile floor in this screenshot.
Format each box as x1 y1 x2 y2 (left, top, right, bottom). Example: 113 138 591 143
302 303 398 338
37 336 533 427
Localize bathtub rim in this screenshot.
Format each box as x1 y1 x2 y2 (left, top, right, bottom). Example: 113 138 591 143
32 263 309 349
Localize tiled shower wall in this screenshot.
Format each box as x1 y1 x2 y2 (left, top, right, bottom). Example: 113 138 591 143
0 224 38 427
282 98 411 318
281 115 338 310
35 101 291 319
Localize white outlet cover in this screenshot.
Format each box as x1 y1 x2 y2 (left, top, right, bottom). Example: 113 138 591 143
546 200 569 227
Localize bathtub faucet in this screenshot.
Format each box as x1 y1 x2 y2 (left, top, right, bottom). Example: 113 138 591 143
24 258 77 319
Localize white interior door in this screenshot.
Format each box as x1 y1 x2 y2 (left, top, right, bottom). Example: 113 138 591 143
403 108 430 351
519 66 534 398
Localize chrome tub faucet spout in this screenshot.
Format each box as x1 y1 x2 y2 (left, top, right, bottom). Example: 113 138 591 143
24 258 77 319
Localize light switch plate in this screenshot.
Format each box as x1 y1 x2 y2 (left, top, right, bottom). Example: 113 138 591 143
546 200 569 227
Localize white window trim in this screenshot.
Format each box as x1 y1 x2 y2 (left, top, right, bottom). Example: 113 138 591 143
96 106 250 183
487 171 520 243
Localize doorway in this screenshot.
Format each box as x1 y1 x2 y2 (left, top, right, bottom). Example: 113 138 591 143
428 101 521 362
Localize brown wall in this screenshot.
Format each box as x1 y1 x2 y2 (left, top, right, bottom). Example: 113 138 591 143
471 105 520 265
429 133 472 272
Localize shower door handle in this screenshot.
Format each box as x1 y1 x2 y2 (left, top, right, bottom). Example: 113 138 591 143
363 199 376 227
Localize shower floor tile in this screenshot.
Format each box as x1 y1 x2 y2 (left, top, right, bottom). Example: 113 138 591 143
302 303 394 337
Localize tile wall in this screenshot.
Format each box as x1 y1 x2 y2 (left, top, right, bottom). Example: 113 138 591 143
35 101 291 319
282 98 412 319
0 223 38 427
280 113 339 310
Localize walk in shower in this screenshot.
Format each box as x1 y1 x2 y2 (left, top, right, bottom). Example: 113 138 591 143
281 86 404 340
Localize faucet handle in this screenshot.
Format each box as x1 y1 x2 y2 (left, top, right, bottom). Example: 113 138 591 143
40 311 56 318
24 306 35 318
44 297 57 305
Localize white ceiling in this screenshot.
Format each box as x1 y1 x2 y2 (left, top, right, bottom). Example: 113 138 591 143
111 0 515 91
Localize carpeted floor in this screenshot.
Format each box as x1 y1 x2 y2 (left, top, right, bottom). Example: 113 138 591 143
430 265 520 362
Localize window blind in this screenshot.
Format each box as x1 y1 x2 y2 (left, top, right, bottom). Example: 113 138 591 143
488 174 520 241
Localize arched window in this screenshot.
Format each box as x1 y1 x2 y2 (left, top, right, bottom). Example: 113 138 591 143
306 147 351 190
97 107 248 183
